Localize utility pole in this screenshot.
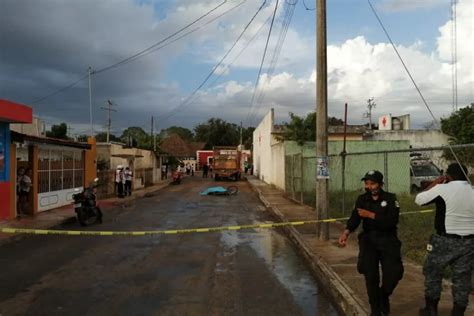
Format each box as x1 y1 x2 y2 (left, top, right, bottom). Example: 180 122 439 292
151 116 155 151
67 126 74 139
240 121 243 147
88 67 94 137
153 117 157 152
316 0 329 240
100 100 117 143
364 97 376 130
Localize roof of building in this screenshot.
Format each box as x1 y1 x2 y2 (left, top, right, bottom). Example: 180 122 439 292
11 131 91 149
0 99 33 124
159 134 205 157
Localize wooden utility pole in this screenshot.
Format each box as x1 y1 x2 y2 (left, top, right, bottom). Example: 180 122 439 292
100 100 117 143
316 0 329 240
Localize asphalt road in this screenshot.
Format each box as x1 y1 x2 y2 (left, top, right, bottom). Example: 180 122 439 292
0 176 338 316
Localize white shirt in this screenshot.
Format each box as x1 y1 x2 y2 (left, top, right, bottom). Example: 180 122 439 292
20 175 32 192
124 170 133 181
115 169 123 183
415 181 474 236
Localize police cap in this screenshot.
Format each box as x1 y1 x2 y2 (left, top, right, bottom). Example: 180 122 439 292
361 170 384 184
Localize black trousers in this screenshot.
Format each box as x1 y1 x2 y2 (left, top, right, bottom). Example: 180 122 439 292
357 233 404 308
116 182 124 197
125 180 132 196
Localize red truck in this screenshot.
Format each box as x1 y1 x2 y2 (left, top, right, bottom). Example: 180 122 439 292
212 146 241 181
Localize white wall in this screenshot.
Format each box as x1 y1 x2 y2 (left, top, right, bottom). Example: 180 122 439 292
371 130 450 148
253 109 286 190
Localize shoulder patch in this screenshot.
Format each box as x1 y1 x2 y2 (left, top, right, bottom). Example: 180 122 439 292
395 200 400 208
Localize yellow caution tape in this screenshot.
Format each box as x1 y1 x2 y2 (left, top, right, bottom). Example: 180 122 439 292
0 209 434 236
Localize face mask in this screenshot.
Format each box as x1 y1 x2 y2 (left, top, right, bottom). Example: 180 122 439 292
365 187 380 195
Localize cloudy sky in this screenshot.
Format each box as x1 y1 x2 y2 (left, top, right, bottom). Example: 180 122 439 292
0 0 472 135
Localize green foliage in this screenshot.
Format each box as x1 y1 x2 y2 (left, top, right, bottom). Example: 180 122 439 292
194 118 240 149
46 123 68 140
95 132 121 143
278 112 345 145
440 104 474 167
159 126 194 141
440 104 474 144
120 127 154 150
96 158 110 171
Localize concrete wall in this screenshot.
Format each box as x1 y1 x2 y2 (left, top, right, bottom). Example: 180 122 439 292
10 117 45 137
371 130 450 148
252 109 286 190
96 143 156 170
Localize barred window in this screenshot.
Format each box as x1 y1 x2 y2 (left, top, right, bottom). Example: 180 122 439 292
37 148 85 193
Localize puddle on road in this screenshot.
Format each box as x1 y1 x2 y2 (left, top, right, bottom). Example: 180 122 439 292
219 226 338 315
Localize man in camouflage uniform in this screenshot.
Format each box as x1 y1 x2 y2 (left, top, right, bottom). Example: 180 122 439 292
416 163 474 316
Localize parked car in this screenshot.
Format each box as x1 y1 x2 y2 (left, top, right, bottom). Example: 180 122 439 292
410 153 442 193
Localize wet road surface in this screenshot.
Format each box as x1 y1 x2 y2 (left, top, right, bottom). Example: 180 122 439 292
0 176 339 315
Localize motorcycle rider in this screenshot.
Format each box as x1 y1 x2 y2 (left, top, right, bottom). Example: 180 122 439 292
84 178 103 223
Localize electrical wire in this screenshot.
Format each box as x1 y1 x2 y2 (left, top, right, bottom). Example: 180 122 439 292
93 0 229 75
244 0 280 125
451 0 458 112
249 0 296 126
29 1 234 105
30 73 88 105
153 1 269 124
367 0 471 184
302 0 315 10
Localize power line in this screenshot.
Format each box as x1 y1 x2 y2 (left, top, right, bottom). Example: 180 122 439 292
92 0 230 75
302 0 315 10
154 1 269 124
451 0 458 112
250 0 297 126
103 0 248 72
30 73 88 105
244 0 280 125
367 0 471 185
29 1 235 105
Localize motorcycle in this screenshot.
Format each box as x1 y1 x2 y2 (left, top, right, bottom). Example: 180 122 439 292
72 178 103 226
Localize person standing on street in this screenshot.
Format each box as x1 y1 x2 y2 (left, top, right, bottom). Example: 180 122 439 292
339 170 404 316
202 163 209 178
161 164 167 180
124 167 133 196
115 165 124 198
416 163 474 316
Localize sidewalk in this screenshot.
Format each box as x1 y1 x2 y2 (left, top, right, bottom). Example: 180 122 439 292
247 176 474 316
0 180 169 245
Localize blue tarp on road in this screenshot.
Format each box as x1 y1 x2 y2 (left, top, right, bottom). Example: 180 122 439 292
199 186 228 195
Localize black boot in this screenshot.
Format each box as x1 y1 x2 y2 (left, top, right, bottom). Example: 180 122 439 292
451 304 466 316
419 297 438 316
370 305 382 316
379 288 390 315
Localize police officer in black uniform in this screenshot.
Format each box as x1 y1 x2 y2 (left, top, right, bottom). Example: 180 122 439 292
339 170 404 316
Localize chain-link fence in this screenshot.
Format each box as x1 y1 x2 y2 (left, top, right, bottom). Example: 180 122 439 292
285 142 474 277
285 143 474 218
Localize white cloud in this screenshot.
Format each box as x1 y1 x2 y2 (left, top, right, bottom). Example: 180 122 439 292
380 0 446 12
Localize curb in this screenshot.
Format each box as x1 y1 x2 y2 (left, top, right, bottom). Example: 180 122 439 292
0 183 169 246
248 179 368 316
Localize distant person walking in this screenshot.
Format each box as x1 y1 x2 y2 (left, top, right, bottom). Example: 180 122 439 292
124 167 133 196
202 163 209 178
186 163 191 176
416 163 474 316
191 164 195 177
161 164 167 180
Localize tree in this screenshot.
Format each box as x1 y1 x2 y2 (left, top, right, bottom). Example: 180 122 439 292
242 126 255 149
194 118 240 149
159 126 194 141
95 132 121 143
441 104 474 144
120 127 153 150
278 112 344 145
440 104 474 167
46 123 68 140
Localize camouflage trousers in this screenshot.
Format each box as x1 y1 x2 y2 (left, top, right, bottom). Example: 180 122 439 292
423 234 474 307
